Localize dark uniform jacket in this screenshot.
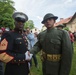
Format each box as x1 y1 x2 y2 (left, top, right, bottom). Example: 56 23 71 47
0 30 29 75
0 37 4 75
30 27 73 75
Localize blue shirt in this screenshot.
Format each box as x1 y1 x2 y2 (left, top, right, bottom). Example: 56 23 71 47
27 33 35 50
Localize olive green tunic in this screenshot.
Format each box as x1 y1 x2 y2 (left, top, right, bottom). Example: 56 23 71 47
30 27 73 75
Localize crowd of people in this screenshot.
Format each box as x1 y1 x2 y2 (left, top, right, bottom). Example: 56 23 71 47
0 12 75 75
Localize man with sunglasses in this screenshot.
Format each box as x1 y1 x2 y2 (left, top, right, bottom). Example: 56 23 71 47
30 13 73 75
0 12 31 75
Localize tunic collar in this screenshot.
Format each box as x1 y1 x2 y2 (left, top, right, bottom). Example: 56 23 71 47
47 27 55 33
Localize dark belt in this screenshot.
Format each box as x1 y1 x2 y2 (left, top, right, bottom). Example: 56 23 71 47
9 61 28 66
9 59 29 65
7 62 28 66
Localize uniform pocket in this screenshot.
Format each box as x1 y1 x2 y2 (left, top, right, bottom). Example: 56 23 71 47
15 39 23 45
50 39 61 45
50 39 61 50
40 39 44 46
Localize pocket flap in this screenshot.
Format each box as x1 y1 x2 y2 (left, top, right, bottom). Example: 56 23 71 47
50 39 61 44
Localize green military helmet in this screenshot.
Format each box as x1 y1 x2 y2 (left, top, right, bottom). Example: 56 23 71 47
56 24 64 28
41 13 58 24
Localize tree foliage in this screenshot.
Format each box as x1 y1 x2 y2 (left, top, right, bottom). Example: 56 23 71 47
0 0 15 29
0 13 14 29
63 27 69 31
0 0 15 15
24 20 35 29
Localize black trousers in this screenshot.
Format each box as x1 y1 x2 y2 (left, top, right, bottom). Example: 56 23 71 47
4 62 29 75
0 62 4 75
30 54 38 67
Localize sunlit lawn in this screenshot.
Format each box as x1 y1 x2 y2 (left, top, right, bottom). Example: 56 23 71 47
30 42 76 75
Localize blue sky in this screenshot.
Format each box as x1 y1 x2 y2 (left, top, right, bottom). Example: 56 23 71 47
12 0 76 30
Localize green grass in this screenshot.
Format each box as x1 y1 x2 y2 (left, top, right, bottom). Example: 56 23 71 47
70 42 76 75
29 53 42 75
30 42 76 75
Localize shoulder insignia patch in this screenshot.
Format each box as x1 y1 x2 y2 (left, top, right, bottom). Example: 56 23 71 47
0 52 14 63
0 39 8 50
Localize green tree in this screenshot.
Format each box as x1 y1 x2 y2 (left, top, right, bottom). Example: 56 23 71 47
0 0 15 29
0 0 15 15
0 13 14 29
63 27 69 31
24 20 35 29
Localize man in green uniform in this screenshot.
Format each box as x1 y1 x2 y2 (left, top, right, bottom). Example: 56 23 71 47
30 13 73 75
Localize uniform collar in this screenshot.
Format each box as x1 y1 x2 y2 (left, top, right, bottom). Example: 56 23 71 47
14 28 23 34
47 27 55 32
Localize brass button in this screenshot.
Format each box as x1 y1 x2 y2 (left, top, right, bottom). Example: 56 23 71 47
26 43 27 45
20 42 22 44
14 60 16 62
19 60 21 61
23 37 25 38
26 38 27 40
23 60 25 61
18 63 20 65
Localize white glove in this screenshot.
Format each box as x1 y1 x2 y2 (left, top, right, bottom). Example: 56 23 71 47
25 51 33 60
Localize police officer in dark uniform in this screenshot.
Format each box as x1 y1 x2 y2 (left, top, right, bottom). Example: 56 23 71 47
0 12 30 75
30 13 73 75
